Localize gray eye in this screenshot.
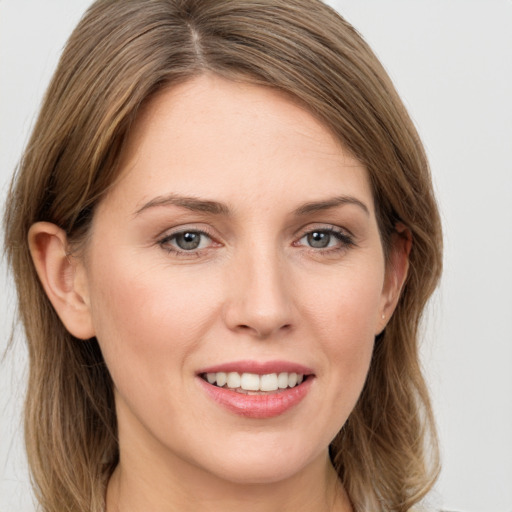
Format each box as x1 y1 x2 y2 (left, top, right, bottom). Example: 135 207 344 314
306 231 331 248
174 232 203 250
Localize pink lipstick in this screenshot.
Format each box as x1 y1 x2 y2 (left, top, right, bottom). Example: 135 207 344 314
196 360 314 419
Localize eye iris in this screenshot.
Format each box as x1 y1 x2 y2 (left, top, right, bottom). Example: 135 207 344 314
175 232 201 250
307 231 330 248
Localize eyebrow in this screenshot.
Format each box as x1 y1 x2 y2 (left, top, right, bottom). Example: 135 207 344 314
293 196 370 216
134 193 369 217
134 194 230 216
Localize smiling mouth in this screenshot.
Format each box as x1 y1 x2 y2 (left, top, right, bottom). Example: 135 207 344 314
200 371 310 395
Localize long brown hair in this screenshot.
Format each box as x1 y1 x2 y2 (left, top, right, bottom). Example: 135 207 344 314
3 1 442 511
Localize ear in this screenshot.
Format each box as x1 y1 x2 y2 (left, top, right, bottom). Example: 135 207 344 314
28 222 95 340
376 223 412 334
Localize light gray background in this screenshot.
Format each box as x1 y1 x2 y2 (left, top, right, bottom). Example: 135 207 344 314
1 1 511 511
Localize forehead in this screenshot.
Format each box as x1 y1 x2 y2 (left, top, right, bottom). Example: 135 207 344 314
105 74 374 216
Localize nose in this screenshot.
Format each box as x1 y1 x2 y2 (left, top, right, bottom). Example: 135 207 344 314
222 247 294 339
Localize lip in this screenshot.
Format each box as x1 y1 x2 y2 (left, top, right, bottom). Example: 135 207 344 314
198 377 313 419
197 360 314 375
196 360 315 419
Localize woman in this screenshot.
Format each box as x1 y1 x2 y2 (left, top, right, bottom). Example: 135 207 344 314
3 1 442 511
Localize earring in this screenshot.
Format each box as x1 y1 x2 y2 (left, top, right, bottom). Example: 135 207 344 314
381 313 385 320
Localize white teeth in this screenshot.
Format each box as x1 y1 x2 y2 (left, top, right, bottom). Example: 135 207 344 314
216 372 227 387
260 373 279 391
277 372 289 389
204 371 305 391
241 373 260 391
227 372 241 388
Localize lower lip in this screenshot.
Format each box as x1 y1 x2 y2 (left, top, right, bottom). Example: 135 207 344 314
198 377 313 419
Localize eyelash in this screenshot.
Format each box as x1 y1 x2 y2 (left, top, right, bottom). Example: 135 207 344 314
157 226 355 257
294 226 355 254
158 228 217 257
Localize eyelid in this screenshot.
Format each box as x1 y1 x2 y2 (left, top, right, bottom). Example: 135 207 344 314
157 222 217 239
155 223 355 257
157 225 221 254
293 224 356 251
295 223 355 240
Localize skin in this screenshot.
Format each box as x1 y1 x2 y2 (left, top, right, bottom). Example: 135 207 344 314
29 74 409 512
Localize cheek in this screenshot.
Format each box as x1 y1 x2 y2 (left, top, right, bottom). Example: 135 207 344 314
298 260 384 389
85 252 221 388
301 260 384 341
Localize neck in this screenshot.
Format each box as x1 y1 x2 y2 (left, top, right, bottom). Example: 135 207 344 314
106 447 352 512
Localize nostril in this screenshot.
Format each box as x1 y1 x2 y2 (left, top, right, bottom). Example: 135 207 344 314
234 321 292 339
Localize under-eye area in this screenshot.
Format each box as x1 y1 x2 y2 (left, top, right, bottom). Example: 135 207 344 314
200 372 311 394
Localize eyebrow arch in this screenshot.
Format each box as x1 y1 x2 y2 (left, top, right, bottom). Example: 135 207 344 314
134 193 230 216
294 196 370 216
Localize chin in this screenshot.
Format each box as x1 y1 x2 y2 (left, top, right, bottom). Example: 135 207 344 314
208 462 306 486
198 439 324 486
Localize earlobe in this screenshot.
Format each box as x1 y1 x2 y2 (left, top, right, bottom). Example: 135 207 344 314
377 223 412 333
28 222 95 340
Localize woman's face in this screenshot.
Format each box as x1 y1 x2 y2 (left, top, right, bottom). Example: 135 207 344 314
76 75 397 484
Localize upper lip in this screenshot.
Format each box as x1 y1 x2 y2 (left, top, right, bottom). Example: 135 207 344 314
197 360 314 376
